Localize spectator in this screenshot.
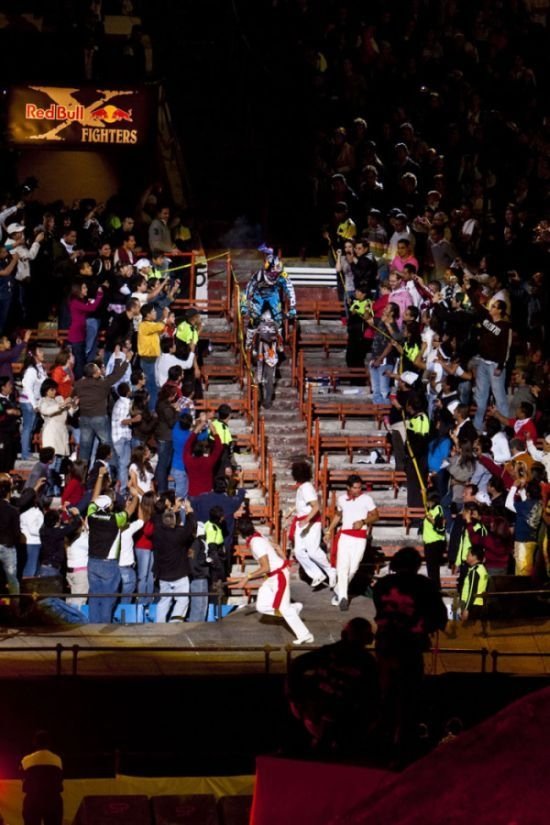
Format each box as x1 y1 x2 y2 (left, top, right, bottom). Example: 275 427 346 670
73 350 131 465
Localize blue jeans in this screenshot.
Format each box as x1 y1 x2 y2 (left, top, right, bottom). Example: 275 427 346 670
369 361 392 404
85 317 101 362
135 548 154 606
156 576 189 622
0 545 19 594
119 565 137 603
20 402 36 459
80 415 111 465
188 578 208 622
140 357 158 411
172 468 189 499
88 557 121 623
155 440 173 493
71 340 87 380
39 564 60 577
23 543 40 578
113 437 132 494
473 358 509 431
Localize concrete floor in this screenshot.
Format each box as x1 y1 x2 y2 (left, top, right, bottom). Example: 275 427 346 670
1 579 549 678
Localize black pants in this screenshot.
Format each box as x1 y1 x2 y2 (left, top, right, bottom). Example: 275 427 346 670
23 794 63 825
424 541 446 590
404 454 428 509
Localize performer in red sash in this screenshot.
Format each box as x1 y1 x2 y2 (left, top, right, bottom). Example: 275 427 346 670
325 474 379 611
235 519 314 645
288 460 335 589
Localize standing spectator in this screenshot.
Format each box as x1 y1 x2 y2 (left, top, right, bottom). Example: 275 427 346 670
324 475 379 611
421 491 446 589
113 231 137 267
103 297 141 363
171 412 193 499
367 300 401 404
137 302 167 410
153 504 196 623
427 224 456 279
155 385 180 491
0 377 21 472
73 350 131 465
188 527 210 622
118 517 143 603
86 470 138 623
111 383 139 496
19 346 48 460
0 244 19 332
20 730 63 825
134 492 156 607
61 459 88 512
66 525 89 607
351 237 378 297
18 488 44 579
506 479 543 576
67 281 104 379
184 416 224 496
148 205 176 253
6 223 44 323
473 300 512 431
38 508 81 578
128 445 155 498
0 329 31 382
50 350 75 400
37 380 75 472
0 478 19 595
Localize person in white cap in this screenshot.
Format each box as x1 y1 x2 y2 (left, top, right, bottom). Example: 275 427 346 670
235 519 314 645
5 223 44 322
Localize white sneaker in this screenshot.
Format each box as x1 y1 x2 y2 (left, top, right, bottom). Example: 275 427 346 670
293 633 314 646
293 602 303 615
331 594 340 607
328 569 337 589
310 575 326 588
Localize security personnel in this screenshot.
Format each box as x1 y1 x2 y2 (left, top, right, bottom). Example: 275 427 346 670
453 502 487 591
460 546 489 622
404 394 430 508
346 282 371 378
175 307 205 398
204 505 227 581
422 491 446 588
21 730 63 825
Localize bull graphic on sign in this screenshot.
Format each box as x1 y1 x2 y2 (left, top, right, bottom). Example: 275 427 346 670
28 88 135 141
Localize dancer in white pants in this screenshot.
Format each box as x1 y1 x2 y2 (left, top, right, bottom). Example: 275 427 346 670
289 460 335 589
236 519 314 645
325 474 379 611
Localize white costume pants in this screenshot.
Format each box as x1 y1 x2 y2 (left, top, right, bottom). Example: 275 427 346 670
256 569 311 641
294 522 331 580
335 534 366 601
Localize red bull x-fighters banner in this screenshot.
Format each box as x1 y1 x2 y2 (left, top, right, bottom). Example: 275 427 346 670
9 86 151 146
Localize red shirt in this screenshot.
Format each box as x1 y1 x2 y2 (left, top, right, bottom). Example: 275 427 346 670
508 418 538 443
135 519 155 551
61 478 86 507
50 365 74 399
184 432 223 496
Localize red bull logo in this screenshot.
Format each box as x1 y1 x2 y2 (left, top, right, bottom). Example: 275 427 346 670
25 103 85 121
90 104 133 124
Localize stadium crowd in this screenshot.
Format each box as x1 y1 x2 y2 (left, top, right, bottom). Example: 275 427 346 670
0 0 548 628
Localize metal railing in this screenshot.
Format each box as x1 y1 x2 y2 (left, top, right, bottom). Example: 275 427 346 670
1 638 549 677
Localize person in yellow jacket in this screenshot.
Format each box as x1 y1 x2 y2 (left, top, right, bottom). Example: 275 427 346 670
137 302 168 410
204 505 227 581
175 307 205 399
460 546 489 622
422 491 446 589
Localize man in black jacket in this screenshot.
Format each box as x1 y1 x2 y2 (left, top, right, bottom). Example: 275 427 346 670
351 237 378 298
153 503 196 622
